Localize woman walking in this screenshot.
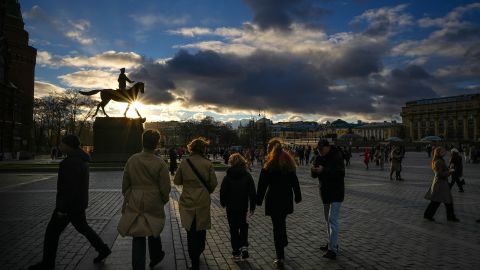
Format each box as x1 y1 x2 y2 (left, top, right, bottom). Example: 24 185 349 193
423 147 460 222
256 138 302 269
174 137 218 270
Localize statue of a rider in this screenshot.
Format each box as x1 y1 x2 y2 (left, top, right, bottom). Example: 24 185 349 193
117 67 134 92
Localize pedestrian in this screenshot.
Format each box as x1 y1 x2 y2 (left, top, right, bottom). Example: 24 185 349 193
28 135 111 270
448 148 465 193
389 147 403 181
361 148 370 170
256 138 302 269
174 137 218 270
118 130 171 270
311 139 345 260
423 147 460 222
169 147 178 176
220 153 256 261
50 146 57 160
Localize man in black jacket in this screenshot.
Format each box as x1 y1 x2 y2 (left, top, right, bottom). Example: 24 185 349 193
29 135 111 270
311 139 345 260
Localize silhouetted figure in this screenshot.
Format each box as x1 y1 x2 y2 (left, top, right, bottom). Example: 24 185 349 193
169 147 178 175
424 147 459 222
118 67 134 92
448 148 464 192
220 153 256 261
311 139 345 260
29 135 111 270
256 138 301 269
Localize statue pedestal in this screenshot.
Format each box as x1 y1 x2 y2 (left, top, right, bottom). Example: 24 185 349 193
91 117 145 162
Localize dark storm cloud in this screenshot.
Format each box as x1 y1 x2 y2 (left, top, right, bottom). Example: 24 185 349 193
242 0 331 30
327 42 386 78
132 49 446 117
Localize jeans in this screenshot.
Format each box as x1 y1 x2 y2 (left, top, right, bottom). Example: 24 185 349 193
271 214 288 259
227 211 249 252
132 236 163 270
323 202 341 254
42 210 108 267
187 217 206 269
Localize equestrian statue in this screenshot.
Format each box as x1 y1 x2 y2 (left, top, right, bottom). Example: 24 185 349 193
79 68 145 118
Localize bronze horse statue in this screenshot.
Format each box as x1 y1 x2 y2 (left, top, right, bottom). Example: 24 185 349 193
79 82 145 118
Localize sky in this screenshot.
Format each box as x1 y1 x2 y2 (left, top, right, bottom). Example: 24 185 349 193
22 0 480 123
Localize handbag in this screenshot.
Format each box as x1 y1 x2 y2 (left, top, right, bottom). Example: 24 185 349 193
459 178 466 186
186 158 211 192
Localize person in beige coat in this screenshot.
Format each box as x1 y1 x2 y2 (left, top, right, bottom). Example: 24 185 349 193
118 130 171 270
174 137 217 270
423 147 459 222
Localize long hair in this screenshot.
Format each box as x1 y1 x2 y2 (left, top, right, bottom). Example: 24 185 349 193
432 147 444 171
263 137 296 173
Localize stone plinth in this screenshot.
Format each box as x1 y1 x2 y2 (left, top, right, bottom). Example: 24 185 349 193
91 117 145 162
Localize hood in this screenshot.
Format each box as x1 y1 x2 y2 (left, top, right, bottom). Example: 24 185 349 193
68 148 91 162
226 166 248 178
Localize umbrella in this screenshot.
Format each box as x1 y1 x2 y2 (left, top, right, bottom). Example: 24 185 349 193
420 136 443 142
385 136 403 142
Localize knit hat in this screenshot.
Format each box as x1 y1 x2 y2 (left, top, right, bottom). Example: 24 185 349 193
61 135 80 149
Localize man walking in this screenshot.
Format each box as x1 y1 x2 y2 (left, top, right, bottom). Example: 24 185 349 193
311 139 345 260
29 135 111 270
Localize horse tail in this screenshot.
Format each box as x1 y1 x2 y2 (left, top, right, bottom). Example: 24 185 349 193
79 89 102 96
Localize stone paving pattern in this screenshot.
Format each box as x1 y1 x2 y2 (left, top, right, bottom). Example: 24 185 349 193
0 152 479 269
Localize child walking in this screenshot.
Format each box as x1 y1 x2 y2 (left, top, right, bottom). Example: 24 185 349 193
220 153 256 261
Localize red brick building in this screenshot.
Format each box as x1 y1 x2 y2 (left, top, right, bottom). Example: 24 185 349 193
0 0 37 159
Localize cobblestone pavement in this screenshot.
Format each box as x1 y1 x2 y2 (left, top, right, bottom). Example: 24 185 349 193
1 152 479 270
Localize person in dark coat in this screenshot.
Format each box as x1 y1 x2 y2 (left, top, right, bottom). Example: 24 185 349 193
220 153 256 261
29 135 111 270
424 147 459 222
169 147 178 176
311 139 345 260
256 138 302 269
448 148 464 192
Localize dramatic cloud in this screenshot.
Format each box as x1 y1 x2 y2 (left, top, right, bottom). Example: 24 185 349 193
36 50 143 69
34 80 66 97
242 0 331 30
58 70 117 89
393 3 480 58
130 48 438 119
351 4 413 37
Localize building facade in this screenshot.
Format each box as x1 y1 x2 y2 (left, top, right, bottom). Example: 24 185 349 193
0 0 37 159
353 121 405 141
401 94 480 142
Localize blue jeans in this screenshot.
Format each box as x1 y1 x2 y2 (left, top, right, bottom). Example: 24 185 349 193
323 202 341 253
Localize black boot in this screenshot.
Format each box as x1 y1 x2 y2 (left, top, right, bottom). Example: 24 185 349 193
93 245 111 263
28 262 54 270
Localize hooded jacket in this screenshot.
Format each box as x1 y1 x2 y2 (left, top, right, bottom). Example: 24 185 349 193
220 166 256 213
56 148 91 213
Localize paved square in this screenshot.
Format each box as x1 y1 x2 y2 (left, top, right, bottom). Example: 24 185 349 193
1 152 479 269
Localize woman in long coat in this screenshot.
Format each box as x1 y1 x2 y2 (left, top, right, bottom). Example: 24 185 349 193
118 130 172 270
174 137 218 270
424 147 459 222
256 138 302 269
